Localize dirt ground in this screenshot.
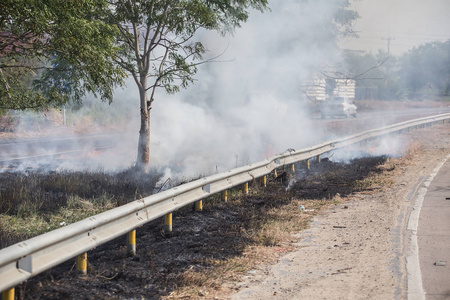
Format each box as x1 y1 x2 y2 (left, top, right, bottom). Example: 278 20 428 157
10 123 450 300
228 125 450 300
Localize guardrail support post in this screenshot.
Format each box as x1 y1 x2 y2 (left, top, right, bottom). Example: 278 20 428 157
262 175 267 187
77 253 87 275
195 200 203 211
274 169 278 178
222 190 228 202
164 213 172 232
291 164 295 172
243 182 249 195
317 155 321 163
306 160 310 169
127 230 136 256
1 288 14 300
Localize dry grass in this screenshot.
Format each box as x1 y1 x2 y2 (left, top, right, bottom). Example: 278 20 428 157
0 169 161 248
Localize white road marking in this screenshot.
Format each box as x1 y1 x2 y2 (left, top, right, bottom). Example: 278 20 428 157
406 154 450 300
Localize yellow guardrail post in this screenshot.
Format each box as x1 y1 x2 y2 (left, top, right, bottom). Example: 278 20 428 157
1 288 14 300
306 159 310 169
262 175 267 187
243 182 249 195
195 200 203 211
291 164 295 172
77 253 87 275
127 230 136 256
164 213 172 232
317 155 321 163
222 190 228 202
274 169 278 178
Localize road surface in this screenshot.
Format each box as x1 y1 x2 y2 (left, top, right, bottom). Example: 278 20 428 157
415 157 450 299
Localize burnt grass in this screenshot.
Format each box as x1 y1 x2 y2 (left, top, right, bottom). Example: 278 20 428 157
0 169 162 247
6 155 390 299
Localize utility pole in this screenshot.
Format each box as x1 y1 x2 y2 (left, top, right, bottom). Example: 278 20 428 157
382 31 395 54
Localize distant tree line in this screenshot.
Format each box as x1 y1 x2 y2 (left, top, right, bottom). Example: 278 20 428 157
345 40 450 101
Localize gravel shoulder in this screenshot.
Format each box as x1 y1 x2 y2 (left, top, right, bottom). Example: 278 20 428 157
228 125 450 300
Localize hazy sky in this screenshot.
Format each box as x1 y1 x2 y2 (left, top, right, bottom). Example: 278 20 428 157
342 0 450 55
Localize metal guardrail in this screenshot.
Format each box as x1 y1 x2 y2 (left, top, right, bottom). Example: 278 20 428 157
1 113 449 293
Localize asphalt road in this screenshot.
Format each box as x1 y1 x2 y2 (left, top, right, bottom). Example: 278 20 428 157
417 156 450 299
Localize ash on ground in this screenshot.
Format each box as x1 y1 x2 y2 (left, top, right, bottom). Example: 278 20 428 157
16 154 392 299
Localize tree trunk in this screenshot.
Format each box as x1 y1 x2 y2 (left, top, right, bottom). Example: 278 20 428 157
136 81 150 171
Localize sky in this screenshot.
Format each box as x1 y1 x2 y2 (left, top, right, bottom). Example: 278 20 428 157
342 0 450 55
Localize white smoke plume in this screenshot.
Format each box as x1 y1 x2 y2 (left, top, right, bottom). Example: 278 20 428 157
149 1 344 180
3 1 359 179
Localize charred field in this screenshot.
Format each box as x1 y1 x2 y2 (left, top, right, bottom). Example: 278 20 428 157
0 145 408 299
0 169 162 248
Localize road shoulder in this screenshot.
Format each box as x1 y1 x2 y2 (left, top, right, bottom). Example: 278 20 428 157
228 126 450 300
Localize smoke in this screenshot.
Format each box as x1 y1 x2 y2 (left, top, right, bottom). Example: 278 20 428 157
3 1 363 178
1 92 140 172
150 1 344 180
325 134 411 165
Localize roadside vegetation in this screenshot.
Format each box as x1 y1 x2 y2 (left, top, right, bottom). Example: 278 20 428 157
0 125 446 299
345 40 450 101
4 138 416 299
0 169 162 248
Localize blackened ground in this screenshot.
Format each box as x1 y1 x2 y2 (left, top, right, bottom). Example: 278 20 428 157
15 155 390 300
0 169 162 248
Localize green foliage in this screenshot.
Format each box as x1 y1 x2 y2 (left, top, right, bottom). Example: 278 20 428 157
398 40 450 98
0 57 53 109
106 0 268 98
0 0 125 109
331 0 360 38
344 50 403 100
346 40 450 100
